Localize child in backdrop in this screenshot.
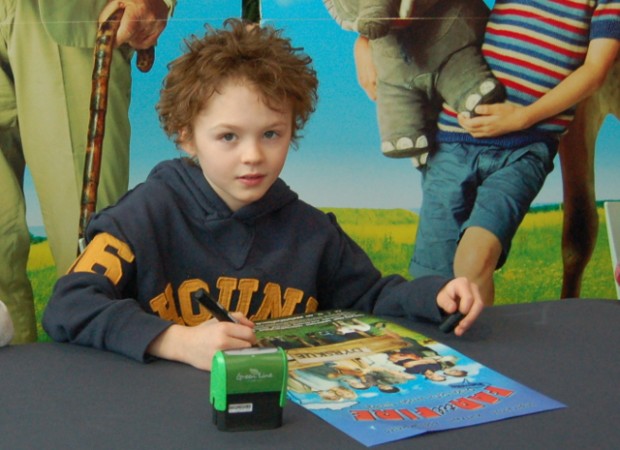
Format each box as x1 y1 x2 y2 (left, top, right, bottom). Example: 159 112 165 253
42 19 483 371
323 0 504 164
410 0 619 305
0 300 14 347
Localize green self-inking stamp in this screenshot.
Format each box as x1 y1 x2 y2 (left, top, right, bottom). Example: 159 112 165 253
210 347 288 431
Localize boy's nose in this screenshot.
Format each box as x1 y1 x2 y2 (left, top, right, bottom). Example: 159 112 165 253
241 139 264 163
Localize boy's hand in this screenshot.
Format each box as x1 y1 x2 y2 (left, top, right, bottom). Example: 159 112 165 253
147 313 257 371
436 277 484 336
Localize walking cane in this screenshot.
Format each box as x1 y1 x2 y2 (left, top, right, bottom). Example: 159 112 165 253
242 0 261 23
77 6 154 254
78 2 256 254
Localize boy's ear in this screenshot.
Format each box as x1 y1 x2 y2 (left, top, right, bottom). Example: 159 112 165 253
177 128 195 156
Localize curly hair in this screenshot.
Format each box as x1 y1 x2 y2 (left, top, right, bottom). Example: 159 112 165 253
157 19 318 147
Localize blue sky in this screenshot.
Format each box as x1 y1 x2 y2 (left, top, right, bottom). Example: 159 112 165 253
24 0 620 226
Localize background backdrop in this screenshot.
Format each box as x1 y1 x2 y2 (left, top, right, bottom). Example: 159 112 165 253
24 1 620 316
24 0 620 229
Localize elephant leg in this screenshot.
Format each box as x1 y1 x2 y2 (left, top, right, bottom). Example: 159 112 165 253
375 78 435 161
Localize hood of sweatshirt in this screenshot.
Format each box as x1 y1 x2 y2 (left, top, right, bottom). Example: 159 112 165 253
153 158 299 269
90 158 299 270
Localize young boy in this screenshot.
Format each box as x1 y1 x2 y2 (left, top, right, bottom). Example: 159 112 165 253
410 0 619 305
42 19 483 371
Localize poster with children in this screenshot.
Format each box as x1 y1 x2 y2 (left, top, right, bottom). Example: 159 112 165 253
255 310 565 447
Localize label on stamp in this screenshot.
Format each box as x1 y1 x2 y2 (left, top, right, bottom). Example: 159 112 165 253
228 403 253 414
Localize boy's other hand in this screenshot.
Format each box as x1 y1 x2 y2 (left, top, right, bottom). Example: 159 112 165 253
436 277 484 336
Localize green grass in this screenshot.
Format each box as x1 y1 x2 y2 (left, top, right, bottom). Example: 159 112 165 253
28 206 617 341
321 206 617 303
26 240 55 341
29 266 55 342
321 208 417 278
494 208 616 303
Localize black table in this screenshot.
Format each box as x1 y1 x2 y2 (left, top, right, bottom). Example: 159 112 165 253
1 299 618 449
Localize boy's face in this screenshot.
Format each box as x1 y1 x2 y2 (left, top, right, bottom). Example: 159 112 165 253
180 81 293 212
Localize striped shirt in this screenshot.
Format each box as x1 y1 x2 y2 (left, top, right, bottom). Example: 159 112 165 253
437 0 620 148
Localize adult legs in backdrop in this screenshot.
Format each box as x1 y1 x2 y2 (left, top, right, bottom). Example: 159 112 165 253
0 0 131 343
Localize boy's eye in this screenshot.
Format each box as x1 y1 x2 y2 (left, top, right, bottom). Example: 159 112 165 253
222 133 236 142
264 130 279 139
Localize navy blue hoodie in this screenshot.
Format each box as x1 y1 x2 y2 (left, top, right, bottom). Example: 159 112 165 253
43 159 448 361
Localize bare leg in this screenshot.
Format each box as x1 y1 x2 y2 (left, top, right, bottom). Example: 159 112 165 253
454 227 502 306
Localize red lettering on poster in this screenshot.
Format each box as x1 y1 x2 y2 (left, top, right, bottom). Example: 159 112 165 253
399 409 419 420
470 391 500 404
351 410 375 421
452 398 484 410
416 407 440 418
374 410 403 420
485 385 515 397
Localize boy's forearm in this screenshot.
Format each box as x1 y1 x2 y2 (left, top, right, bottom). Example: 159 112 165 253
371 275 448 323
146 324 187 363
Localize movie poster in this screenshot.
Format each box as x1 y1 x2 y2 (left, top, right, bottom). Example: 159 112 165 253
18 1 620 339
255 310 564 446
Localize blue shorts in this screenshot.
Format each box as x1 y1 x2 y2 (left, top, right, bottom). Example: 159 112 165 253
410 140 557 278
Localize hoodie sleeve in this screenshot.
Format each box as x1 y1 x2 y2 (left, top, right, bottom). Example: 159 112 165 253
317 213 449 322
43 160 205 362
42 232 172 362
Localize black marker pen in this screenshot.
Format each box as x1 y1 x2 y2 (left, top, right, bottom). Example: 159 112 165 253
439 312 465 334
191 288 239 324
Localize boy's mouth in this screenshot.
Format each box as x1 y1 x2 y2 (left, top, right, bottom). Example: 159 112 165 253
238 173 265 186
